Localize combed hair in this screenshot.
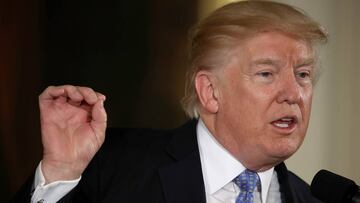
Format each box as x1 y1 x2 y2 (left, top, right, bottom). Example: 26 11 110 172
181 0 328 118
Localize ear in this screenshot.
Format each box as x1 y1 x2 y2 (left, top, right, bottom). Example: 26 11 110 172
195 70 219 114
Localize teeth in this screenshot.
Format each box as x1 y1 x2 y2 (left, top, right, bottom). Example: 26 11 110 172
273 123 289 128
280 118 293 121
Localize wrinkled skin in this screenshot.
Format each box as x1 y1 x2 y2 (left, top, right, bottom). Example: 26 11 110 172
39 85 107 183
198 32 315 171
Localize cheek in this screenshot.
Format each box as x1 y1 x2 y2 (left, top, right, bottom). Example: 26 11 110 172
304 87 313 104
306 94 313 111
301 88 313 120
226 88 264 116
226 90 272 135
218 70 277 127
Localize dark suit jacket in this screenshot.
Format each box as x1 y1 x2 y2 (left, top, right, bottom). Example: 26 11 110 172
12 120 322 203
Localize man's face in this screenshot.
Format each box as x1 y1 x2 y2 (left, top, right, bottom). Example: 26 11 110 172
214 32 314 170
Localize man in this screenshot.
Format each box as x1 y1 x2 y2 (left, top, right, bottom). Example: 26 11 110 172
13 1 328 202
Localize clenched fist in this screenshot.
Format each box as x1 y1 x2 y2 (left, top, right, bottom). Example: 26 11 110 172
39 85 107 184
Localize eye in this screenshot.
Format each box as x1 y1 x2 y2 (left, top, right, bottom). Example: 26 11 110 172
254 70 276 83
257 71 273 78
296 71 311 79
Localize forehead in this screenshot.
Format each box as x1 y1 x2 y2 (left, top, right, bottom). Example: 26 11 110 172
235 32 314 63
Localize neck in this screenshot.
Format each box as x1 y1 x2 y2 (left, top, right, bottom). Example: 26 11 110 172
199 113 279 171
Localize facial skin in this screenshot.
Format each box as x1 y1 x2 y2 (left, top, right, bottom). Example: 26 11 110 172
196 32 315 171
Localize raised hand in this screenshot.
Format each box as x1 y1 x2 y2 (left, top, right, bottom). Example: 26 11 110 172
39 85 107 183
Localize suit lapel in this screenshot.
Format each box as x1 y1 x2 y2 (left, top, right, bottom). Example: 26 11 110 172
275 162 298 203
158 120 206 203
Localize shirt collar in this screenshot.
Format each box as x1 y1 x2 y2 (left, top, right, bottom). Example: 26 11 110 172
196 119 274 203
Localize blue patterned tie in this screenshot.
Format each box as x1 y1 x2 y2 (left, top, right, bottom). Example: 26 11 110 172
234 169 260 203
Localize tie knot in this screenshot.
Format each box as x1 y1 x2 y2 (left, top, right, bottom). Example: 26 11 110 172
234 169 259 193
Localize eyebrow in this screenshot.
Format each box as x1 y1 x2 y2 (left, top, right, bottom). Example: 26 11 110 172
294 58 315 69
251 58 282 67
251 57 315 69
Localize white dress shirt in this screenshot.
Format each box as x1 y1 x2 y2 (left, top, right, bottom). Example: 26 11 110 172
31 162 81 203
197 119 280 203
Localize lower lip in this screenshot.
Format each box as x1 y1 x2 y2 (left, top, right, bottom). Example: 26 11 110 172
270 122 297 135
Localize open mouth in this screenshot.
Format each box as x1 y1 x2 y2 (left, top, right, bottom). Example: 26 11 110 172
271 117 298 129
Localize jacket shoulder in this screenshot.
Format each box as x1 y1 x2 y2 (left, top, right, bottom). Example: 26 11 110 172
101 119 198 157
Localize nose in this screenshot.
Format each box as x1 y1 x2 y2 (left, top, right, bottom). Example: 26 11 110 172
276 73 302 105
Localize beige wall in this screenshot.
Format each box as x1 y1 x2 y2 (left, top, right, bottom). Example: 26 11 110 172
199 0 360 184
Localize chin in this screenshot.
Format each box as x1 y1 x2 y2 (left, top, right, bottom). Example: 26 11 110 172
267 140 302 162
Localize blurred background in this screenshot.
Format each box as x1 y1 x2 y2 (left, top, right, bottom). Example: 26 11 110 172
0 0 359 200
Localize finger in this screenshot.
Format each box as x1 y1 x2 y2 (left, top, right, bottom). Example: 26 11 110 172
90 99 107 145
77 86 99 105
64 85 84 103
39 86 66 101
95 92 106 101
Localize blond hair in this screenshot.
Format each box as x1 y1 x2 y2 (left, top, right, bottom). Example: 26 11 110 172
181 0 328 118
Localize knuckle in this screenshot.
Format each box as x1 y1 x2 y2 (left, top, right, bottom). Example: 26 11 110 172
40 86 54 98
64 85 76 91
44 85 54 92
79 86 93 94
